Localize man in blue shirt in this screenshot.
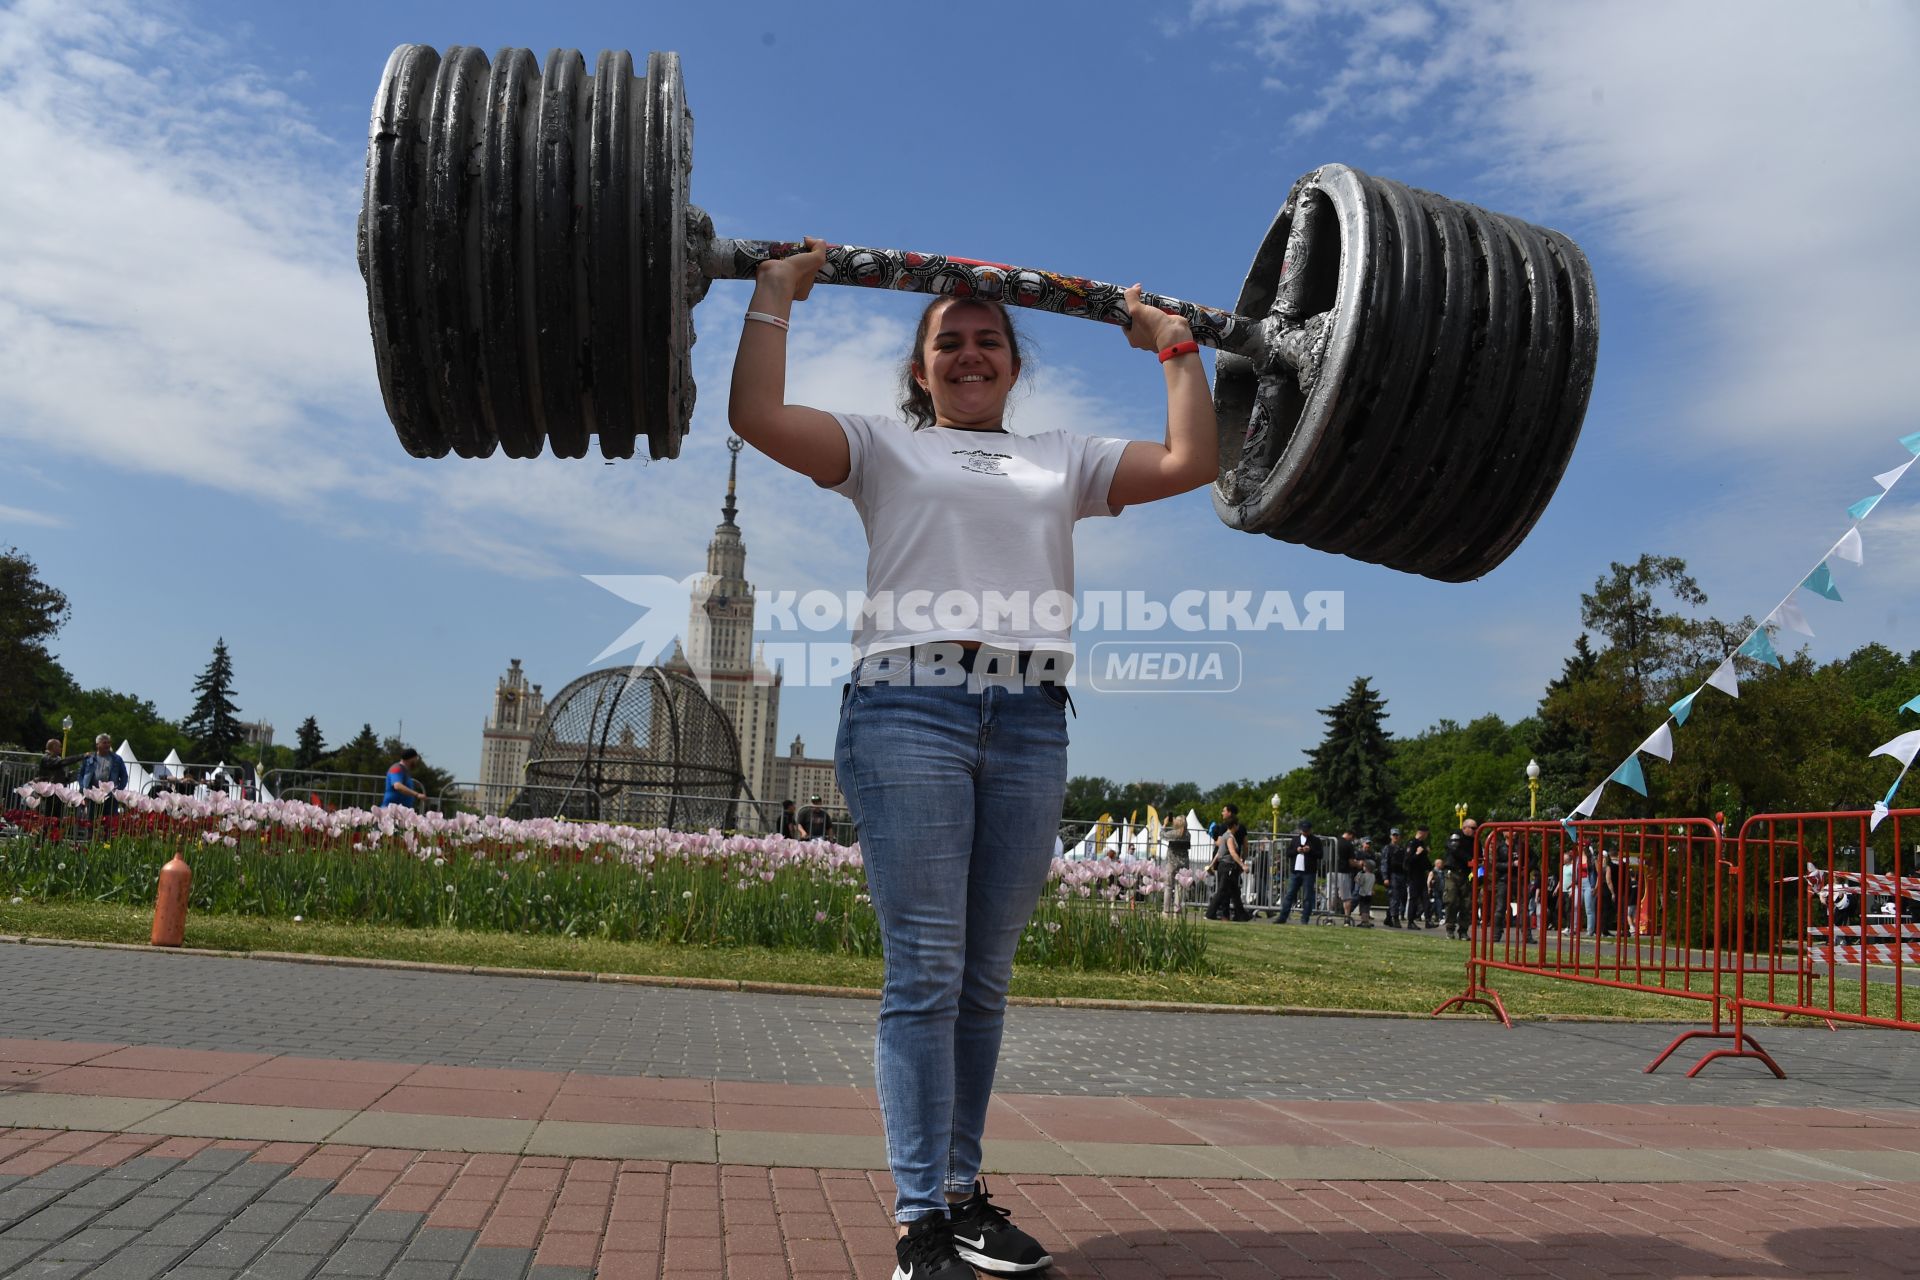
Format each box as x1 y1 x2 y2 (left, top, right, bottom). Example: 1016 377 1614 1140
383 748 428 809
76 734 131 818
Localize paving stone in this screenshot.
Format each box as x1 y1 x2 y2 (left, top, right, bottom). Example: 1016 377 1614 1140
273 1219 355 1256
99 1157 180 1182
257 1179 332 1206
453 1248 533 1280
348 1210 423 1244
182 1229 273 1269
52 1176 143 1208
216 1162 288 1188
6 1203 103 1240
148 1171 224 1199
0 1238 48 1272
142 1212 228 1249
227 1200 306 1235
384 1262 458 1280
35 1224 143 1261
97 1195 190 1230
316 1238 406 1276
0 1186 63 1227
526 1268 591 1280
10 1259 95 1280
79 1243 192 1280
401 1229 475 1263
302 1194 378 1223
21 1166 102 1191
182 1149 253 1174
240 1248 324 1280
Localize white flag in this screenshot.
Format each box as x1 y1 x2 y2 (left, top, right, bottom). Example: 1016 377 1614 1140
1639 722 1675 763
1772 601 1814 637
1870 729 1920 769
1705 658 1740 698
1832 527 1864 565
1572 782 1606 818
1871 801 1891 833
1875 458 1916 491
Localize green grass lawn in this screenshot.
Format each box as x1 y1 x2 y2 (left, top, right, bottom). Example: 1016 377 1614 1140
0 898 1772 1020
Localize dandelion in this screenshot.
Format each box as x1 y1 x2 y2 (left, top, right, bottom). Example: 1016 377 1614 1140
292 915 303 923
55 862 65 871
433 857 445 868
542 894 553 903
444 885 455 894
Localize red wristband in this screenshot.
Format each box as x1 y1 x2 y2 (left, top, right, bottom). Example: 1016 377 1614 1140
1157 340 1200 363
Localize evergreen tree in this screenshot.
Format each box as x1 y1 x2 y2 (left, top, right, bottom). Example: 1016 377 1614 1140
294 716 326 769
182 638 242 761
1531 634 1602 815
1307 676 1397 836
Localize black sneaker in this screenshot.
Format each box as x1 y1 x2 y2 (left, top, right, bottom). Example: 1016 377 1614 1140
947 1179 1053 1273
895 1213 974 1280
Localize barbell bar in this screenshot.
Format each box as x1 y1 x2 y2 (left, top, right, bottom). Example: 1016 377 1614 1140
360 45 1597 581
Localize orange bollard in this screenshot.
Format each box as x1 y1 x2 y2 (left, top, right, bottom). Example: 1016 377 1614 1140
151 854 192 947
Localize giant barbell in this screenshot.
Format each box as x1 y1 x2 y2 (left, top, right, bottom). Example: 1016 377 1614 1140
360 46 1597 581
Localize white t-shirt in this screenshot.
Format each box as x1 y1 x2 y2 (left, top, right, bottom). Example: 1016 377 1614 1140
826 414 1129 660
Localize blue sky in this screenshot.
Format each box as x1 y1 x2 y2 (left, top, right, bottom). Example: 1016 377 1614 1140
3 0 1916 791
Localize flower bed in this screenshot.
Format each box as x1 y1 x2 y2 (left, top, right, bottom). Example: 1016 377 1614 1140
4 783 1207 974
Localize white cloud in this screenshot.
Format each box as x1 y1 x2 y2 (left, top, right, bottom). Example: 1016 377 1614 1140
0 504 68 529
1191 0 1920 459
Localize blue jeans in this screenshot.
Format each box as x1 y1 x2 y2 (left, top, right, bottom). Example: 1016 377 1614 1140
835 654 1069 1223
1277 870 1317 923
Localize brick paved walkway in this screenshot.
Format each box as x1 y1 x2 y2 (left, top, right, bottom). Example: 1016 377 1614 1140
1 943 1918 1278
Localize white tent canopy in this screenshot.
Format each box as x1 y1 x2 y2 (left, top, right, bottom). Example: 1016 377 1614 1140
114 740 149 795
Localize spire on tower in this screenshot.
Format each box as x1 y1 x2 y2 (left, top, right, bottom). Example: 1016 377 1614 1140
722 436 743 528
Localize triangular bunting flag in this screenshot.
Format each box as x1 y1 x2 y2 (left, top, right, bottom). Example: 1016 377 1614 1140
1870 729 1920 769
1560 817 1579 839
1801 563 1843 601
1670 690 1698 726
1610 755 1648 796
1872 801 1891 832
1902 430 1920 455
1833 527 1864 565
1903 694 1920 715
1772 600 1814 637
1876 457 1916 490
1848 493 1882 521
1638 722 1675 763
1572 782 1606 818
1737 629 1783 668
1706 658 1740 698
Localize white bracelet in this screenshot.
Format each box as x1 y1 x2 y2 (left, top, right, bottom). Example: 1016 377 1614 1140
744 310 789 332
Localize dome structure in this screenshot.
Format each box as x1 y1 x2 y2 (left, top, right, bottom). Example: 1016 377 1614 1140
514 665 744 828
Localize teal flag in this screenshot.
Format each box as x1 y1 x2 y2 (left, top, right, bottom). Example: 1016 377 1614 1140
1903 430 1920 455
1670 690 1698 726
1610 755 1648 796
1802 562 1843 601
1738 629 1783 668
1902 693 1920 715
1849 493 1882 521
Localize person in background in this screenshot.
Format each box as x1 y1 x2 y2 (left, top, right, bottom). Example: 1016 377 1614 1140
383 748 428 810
1273 818 1321 924
36 738 72 819
76 734 130 819
799 794 834 841
1205 804 1252 921
777 798 804 839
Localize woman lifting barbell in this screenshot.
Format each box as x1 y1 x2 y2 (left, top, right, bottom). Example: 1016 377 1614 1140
728 237 1216 1280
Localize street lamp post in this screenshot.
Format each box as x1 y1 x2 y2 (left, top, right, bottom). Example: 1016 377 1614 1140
1527 758 1541 820
1455 801 1469 829
60 715 73 756
1269 792 1280 839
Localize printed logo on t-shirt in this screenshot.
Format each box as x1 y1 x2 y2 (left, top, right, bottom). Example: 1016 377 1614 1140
952 448 1012 476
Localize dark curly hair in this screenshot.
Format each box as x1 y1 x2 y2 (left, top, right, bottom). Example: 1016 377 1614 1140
898 296 1026 429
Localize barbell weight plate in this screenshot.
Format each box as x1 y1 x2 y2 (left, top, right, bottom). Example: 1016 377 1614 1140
640 50 692 460
479 47 544 459
361 43 449 458
535 49 590 459
1469 227 1598 575
588 49 640 460
1319 188 1474 564
422 45 493 458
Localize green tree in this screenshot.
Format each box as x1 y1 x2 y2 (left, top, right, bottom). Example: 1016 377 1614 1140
329 723 384 778
1532 634 1602 815
294 716 326 769
182 638 242 761
1307 676 1396 836
0 547 73 751
51 686 192 763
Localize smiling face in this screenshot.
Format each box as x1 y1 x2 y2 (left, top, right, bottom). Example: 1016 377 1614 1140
912 299 1020 428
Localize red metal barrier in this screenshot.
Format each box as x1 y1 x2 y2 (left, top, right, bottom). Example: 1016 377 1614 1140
1433 818 1782 1076
1714 809 1920 1069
